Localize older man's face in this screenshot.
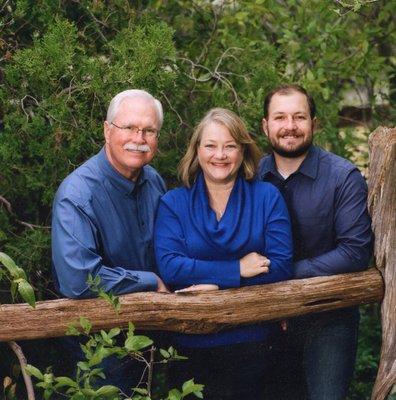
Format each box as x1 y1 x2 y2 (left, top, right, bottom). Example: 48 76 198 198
104 97 159 180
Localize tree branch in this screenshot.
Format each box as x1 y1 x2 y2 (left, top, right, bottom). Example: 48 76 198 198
7 341 35 400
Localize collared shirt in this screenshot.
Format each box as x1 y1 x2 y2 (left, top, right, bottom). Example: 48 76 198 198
258 145 373 279
52 147 166 298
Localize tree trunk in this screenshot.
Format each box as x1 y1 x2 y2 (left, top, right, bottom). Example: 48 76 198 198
0 268 383 341
369 127 396 400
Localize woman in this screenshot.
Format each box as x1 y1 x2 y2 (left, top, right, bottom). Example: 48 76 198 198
154 108 292 399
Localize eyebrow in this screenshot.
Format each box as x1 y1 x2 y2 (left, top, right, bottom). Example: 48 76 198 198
202 139 238 144
272 111 308 115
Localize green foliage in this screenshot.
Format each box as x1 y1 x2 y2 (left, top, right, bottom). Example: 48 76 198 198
87 274 121 313
26 319 203 400
0 252 36 307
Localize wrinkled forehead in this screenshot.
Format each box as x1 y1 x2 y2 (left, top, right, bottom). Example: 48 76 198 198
268 91 311 115
115 97 159 123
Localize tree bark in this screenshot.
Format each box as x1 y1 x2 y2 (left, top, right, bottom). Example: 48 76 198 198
369 127 396 400
0 268 383 341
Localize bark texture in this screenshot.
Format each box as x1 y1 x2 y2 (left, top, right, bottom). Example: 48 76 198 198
0 268 383 341
369 127 396 400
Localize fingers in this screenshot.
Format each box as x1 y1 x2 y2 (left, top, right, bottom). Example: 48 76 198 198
175 284 219 294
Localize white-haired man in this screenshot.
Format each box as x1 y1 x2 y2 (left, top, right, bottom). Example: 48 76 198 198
52 89 167 393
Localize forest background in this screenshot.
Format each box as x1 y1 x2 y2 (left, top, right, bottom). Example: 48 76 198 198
0 0 395 399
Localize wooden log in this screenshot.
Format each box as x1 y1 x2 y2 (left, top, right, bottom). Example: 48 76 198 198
369 127 396 400
0 268 383 342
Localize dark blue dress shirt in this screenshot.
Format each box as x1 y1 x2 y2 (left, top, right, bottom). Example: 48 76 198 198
52 147 166 298
258 145 373 278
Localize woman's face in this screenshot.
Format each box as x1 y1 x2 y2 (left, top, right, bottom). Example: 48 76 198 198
197 122 243 185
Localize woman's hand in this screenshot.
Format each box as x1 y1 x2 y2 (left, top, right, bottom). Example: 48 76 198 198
239 252 270 278
175 284 219 293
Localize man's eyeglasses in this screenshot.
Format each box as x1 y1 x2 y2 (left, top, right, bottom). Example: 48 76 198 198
111 122 159 139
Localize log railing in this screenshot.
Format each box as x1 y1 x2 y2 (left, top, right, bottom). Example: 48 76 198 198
0 268 384 341
1 127 395 399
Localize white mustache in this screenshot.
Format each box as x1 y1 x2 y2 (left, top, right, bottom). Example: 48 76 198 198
123 143 151 153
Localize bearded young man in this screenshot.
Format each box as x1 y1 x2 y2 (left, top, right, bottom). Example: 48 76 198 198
258 85 373 400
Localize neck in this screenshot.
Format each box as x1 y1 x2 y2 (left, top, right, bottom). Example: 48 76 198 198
204 178 235 221
273 152 307 178
205 179 235 193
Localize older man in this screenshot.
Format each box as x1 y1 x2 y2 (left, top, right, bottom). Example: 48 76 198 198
52 89 167 393
52 89 167 298
258 85 373 400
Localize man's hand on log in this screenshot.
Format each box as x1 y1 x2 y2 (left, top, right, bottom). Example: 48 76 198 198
157 276 170 293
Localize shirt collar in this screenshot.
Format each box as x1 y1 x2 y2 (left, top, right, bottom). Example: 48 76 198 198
97 147 147 195
297 145 319 179
260 145 319 180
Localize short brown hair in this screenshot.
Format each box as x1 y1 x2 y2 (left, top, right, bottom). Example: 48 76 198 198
263 84 316 119
179 108 262 187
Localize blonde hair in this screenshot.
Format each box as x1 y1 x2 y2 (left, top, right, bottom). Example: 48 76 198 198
179 108 262 187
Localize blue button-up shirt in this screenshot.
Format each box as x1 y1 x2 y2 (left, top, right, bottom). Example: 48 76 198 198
258 145 373 278
52 147 166 298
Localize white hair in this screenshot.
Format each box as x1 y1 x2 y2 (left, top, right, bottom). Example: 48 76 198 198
106 89 163 128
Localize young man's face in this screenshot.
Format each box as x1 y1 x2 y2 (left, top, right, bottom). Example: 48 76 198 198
262 91 316 158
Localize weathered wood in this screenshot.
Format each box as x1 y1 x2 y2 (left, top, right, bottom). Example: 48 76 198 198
0 268 383 341
369 127 396 400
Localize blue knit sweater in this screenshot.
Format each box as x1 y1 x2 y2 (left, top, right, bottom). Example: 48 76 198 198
154 173 293 347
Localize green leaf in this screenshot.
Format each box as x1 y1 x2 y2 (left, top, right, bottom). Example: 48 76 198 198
54 376 78 388
70 393 86 400
0 252 19 278
77 361 90 371
17 279 36 307
107 327 121 339
66 324 81 336
181 379 204 396
79 317 92 334
14 266 27 280
128 322 135 335
124 335 153 352
132 387 148 395
80 387 97 396
167 388 182 400
10 280 18 299
24 364 44 380
160 348 170 359
95 385 120 396
44 388 53 400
